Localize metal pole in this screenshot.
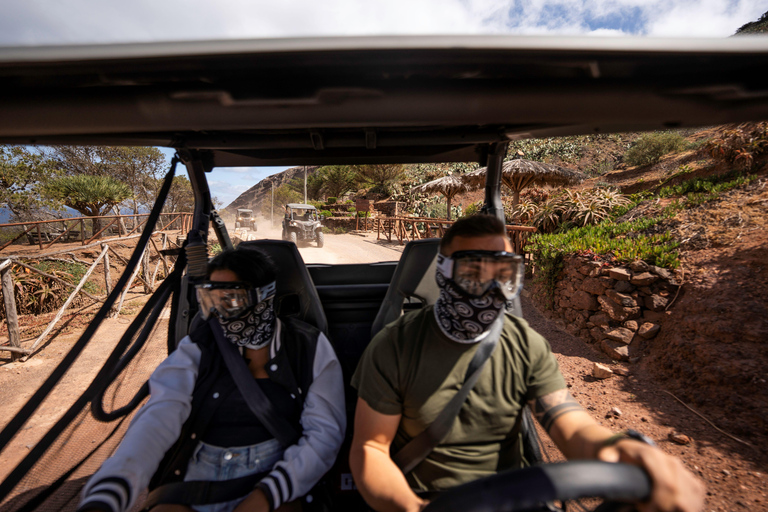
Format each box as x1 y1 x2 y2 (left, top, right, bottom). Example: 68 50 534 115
304 166 307 204
271 182 274 228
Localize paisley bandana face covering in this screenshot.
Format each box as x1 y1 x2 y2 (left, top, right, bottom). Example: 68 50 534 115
218 296 276 350
434 251 523 343
195 280 277 350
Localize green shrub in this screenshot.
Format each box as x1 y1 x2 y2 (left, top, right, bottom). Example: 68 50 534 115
344 199 354 205
658 170 753 199
460 201 483 218
624 132 688 167
321 226 332 233
528 188 630 233
326 197 337 205
320 210 332 218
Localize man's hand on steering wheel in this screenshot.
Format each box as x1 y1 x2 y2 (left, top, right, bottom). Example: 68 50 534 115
597 437 705 512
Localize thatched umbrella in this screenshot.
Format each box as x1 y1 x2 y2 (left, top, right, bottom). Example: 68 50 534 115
462 159 585 207
409 173 469 220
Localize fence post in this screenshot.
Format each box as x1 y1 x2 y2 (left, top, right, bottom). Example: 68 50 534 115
1 262 22 360
102 243 111 296
142 245 151 293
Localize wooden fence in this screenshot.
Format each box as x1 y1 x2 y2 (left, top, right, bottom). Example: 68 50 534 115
374 216 536 253
0 232 180 361
0 212 193 252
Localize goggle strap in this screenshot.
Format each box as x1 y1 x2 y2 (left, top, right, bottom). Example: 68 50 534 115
436 253 454 279
255 281 277 303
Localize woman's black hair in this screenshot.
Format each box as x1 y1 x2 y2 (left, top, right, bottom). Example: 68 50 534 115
206 247 278 287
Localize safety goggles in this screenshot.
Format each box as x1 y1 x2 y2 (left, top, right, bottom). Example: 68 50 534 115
436 250 524 300
194 280 277 320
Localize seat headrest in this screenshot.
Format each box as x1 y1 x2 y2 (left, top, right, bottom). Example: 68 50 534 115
236 240 328 334
370 238 440 337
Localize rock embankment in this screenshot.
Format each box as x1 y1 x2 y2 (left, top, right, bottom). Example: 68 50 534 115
530 256 681 362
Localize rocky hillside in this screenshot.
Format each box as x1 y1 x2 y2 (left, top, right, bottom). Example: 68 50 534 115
734 10 768 35
223 166 319 214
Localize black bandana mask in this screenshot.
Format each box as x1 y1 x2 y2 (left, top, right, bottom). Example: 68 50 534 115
434 267 506 343
217 296 276 350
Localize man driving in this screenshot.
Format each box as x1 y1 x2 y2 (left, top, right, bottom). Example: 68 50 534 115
350 214 705 512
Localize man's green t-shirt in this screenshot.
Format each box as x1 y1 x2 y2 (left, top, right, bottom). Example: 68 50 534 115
351 305 566 492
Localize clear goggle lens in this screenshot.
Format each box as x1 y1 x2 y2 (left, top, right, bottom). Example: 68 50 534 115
194 281 276 320
437 251 524 300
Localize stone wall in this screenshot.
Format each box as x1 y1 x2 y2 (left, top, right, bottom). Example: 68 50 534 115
373 201 404 217
530 256 682 362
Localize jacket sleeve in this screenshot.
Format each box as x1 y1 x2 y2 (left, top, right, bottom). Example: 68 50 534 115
78 336 202 512
256 332 346 510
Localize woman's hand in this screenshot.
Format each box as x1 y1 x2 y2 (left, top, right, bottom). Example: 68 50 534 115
233 488 271 512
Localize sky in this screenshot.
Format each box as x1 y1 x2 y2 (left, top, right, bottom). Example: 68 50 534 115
3 0 765 207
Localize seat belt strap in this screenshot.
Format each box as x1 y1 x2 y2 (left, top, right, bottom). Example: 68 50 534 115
209 318 301 447
392 315 503 475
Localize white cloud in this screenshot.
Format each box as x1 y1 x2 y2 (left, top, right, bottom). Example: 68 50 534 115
0 0 763 46
644 0 765 37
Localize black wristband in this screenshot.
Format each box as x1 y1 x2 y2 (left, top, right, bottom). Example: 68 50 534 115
601 429 656 449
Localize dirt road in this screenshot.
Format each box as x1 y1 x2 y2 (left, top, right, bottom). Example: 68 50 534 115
232 218 407 265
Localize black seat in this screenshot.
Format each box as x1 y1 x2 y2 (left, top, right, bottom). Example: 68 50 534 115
370 238 441 338
237 240 328 334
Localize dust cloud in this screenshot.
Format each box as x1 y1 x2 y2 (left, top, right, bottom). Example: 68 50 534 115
228 216 406 265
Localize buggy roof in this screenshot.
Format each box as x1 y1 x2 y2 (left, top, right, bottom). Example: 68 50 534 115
1 35 768 166
286 204 317 209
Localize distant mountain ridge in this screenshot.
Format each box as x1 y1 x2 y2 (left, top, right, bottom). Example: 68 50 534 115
223 166 320 214
734 10 768 35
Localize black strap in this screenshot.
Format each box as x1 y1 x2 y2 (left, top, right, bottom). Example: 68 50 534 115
209 318 301 447
142 470 267 510
392 315 503 474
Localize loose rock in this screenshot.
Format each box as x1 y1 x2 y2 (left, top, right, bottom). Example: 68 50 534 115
629 260 650 272
638 322 661 339
598 295 641 322
606 289 639 308
669 432 692 445
571 290 599 311
606 407 623 418
614 280 635 293
630 272 658 286
589 312 611 327
644 294 669 312
592 363 614 379
608 268 632 281
605 327 634 345
602 339 630 361
623 320 639 332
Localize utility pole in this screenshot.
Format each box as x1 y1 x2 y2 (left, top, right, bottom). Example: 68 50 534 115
304 165 307 204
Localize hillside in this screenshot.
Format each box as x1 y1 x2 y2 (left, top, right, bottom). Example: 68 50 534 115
223 165 320 214
734 10 768 35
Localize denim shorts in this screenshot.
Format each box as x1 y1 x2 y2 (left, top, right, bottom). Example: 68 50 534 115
184 438 284 512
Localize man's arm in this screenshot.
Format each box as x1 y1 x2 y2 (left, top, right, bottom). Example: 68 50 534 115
349 398 428 512
529 389 705 512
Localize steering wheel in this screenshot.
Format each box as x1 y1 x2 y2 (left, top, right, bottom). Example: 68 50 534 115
423 461 651 512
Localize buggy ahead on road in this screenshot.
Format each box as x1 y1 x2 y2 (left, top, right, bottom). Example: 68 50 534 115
235 208 257 231
282 203 324 248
